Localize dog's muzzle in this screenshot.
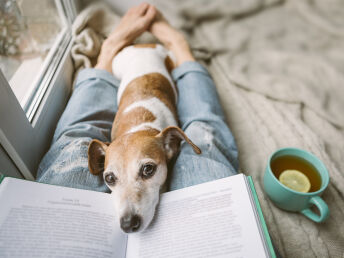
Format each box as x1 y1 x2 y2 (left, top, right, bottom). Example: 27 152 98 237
120 213 141 233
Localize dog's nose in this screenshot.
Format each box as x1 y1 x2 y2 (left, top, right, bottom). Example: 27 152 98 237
120 214 141 233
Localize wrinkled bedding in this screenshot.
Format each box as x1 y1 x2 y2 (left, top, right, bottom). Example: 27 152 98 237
71 0 344 257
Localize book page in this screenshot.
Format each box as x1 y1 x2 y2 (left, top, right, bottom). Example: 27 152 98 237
0 178 127 258
126 174 267 258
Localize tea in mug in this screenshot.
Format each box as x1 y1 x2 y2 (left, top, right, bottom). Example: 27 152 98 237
270 155 322 192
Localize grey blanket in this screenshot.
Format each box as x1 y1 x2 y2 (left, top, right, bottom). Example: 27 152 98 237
71 0 344 257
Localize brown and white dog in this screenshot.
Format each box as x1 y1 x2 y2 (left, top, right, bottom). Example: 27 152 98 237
88 44 201 233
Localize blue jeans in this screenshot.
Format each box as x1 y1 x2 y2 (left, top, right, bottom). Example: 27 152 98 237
37 61 238 192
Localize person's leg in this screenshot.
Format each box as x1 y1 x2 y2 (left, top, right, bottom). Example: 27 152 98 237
36 69 119 191
150 13 239 191
37 3 157 191
167 62 239 191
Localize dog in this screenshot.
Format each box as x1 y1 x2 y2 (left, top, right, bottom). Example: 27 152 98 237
88 44 201 233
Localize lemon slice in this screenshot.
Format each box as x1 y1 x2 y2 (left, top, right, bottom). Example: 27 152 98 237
279 170 311 193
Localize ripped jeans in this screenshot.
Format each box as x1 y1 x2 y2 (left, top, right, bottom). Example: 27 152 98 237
37 61 238 192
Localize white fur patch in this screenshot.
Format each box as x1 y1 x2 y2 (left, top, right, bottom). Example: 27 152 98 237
124 97 177 134
112 45 177 104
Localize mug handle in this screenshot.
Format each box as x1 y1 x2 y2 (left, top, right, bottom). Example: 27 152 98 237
301 196 329 222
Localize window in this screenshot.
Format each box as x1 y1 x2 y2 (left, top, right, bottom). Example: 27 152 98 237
0 0 68 120
0 0 76 179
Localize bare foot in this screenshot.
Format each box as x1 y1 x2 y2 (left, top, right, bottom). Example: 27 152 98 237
150 11 195 67
96 3 157 72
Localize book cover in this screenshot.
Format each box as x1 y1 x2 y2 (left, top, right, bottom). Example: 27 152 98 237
0 174 4 184
248 176 276 258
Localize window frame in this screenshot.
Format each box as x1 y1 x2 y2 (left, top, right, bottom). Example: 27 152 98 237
24 28 71 122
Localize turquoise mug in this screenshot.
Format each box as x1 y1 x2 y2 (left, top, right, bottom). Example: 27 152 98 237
263 147 330 222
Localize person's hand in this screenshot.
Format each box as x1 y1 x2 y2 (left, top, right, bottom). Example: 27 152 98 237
149 10 195 67
95 3 157 72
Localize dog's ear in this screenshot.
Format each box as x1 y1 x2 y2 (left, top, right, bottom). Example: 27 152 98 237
158 126 201 160
88 139 109 175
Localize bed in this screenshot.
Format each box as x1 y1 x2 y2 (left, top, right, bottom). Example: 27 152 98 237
71 0 344 257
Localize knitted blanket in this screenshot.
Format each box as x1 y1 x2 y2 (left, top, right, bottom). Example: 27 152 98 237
71 1 344 257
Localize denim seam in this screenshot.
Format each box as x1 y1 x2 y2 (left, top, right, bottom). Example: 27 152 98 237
75 78 119 91
75 69 119 89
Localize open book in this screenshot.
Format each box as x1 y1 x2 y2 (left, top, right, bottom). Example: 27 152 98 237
0 174 275 258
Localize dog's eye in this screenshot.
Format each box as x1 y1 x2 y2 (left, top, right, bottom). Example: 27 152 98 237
105 173 117 185
140 164 156 179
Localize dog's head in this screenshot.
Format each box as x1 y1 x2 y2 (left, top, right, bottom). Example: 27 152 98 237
88 126 201 233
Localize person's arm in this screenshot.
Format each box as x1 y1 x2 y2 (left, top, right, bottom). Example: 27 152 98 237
167 62 239 190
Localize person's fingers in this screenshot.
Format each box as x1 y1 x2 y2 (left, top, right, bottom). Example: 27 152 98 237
103 3 158 49
141 5 157 23
136 2 150 16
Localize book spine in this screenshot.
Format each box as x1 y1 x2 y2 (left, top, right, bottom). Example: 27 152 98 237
248 176 276 258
